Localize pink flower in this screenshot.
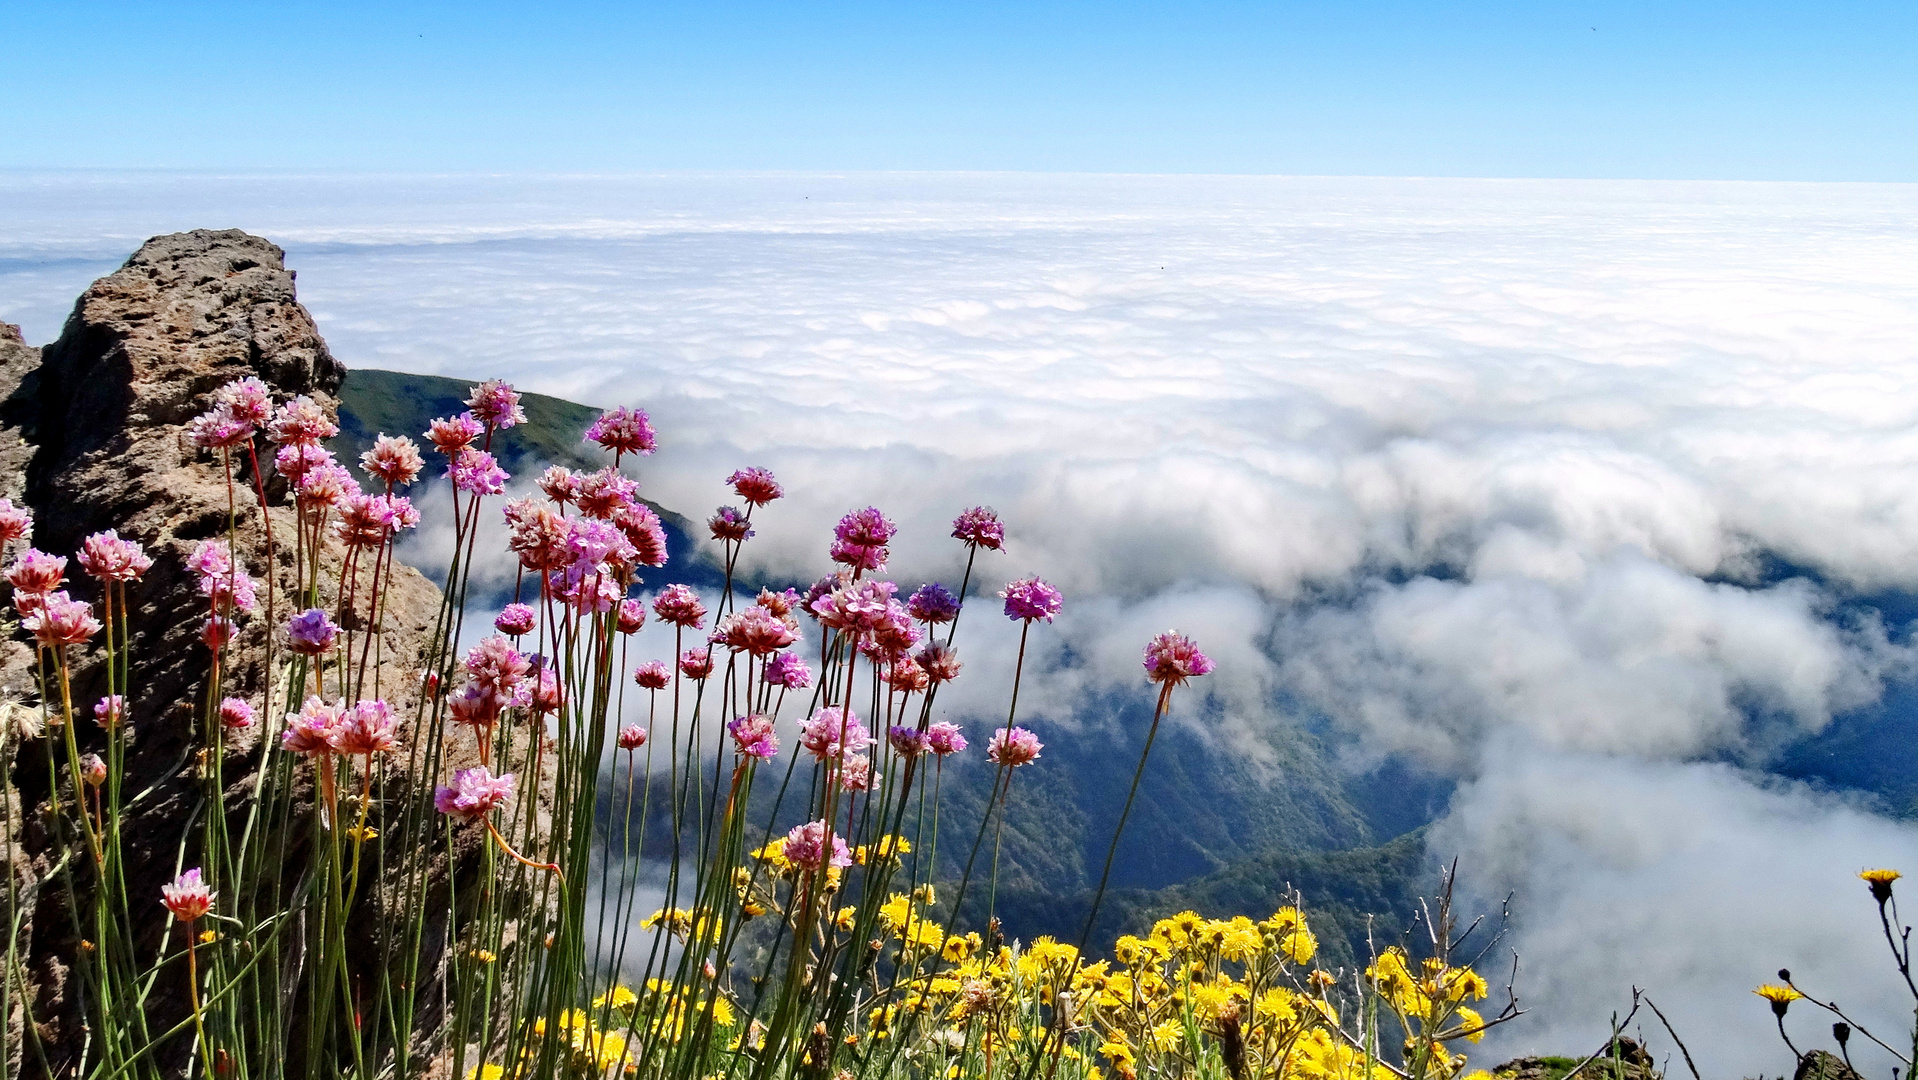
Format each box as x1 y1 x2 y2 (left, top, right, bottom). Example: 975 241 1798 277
467 381 527 430
434 767 516 819
538 465 580 505
926 722 968 757
200 616 236 649
447 681 504 728
839 755 878 792
616 598 647 634
506 502 571 572
79 753 107 788
728 714 779 760
879 656 929 692
575 468 638 520
727 467 782 507
678 649 714 680
633 660 671 690
273 443 332 485
710 606 796 656
331 699 398 756
286 609 340 656
757 587 802 621
809 579 898 635
219 697 256 729
447 449 508 496
1143 631 1214 687
762 651 813 690
424 412 484 456
495 603 537 637
361 434 425 487
612 504 669 568
1000 577 1063 623
215 377 273 426
888 726 929 757
161 867 214 922
915 643 963 684
652 585 708 628
617 724 649 750
0 499 31 546
24 593 100 646
800 707 871 761
77 530 153 583
951 507 1005 551
907 583 960 624
528 663 563 714
829 538 887 573
708 506 753 543
187 406 253 449
266 396 338 447
93 695 124 730
296 461 356 510
281 697 345 754
6 549 66 595
836 507 897 549
464 635 530 699
986 726 1042 768
584 406 656 456
783 820 852 873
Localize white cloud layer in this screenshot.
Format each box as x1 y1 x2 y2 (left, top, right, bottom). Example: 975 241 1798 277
6 172 1918 1074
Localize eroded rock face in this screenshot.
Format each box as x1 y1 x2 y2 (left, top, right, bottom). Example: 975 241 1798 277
1 231 462 1076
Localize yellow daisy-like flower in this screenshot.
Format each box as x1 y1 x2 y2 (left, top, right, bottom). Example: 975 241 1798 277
345 825 379 841
471 948 498 964
1755 983 1803 1016
878 893 913 930
1862 868 1902 901
834 906 858 932
594 984 639 1011
198 929 220 944
1098 1039 1136 1067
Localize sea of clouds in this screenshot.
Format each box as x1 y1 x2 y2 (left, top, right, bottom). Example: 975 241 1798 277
6 171 1918 1072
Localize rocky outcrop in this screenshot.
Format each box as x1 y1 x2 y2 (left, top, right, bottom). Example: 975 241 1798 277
0 231 458 1076
1493 1038 1663 1080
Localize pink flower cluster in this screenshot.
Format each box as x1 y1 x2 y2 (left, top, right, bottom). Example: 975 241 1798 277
1000 577 1063 623
77 530 152 583
783 820 852 873
585 406 655 456
728 714 779 760
800 707 872 761
282 696 393 756
1143 631 1214 686
830 507 897 572
951 506 1005 551
986 726 1043 767
161 867 214 923
434 766 516 819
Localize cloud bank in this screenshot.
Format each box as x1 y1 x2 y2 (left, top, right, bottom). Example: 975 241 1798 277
6 172 1918 1074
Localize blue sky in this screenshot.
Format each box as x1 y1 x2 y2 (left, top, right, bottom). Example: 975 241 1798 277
6 0 1914 179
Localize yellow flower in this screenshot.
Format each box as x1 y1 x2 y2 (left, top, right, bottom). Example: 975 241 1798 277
1149 1019 1185 1052
594 985 639 1010
1863 868 1902 901
751 838 791 869
467 1066 506 1080
1755 983 1803 1016
345 825 379 841
1098 1039 1136 1067
942 933 979 962
198 929 220 944
1453 1005 1487 1042
835 906 858 932
878 893 913 930
1281 927 1318 965
471 948 498 964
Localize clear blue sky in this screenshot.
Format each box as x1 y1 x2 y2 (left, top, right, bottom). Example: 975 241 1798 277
6 1 1914 179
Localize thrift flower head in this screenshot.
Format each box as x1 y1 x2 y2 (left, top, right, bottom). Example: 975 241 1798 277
1862 868 1902 902
78 531 152 583
1143 631 1215 687
763 651 814 690
727 467 782 507
652 584 708 628
926 722 968 756
425 413 484 456
616 598 647 635
633 660 671 690
612 504 669 567
79 753 107 788
679 649 714 680
219 697 256 729
281 697 345 754
331 699 398 756
836 507 898 549
214 377 273 425
783 820 852 873
756 587 802 620
266 396 338 446
0 499 31 545
708 506 753 543
295 461 355 510
987 726 1043 767
1000 577 1063 623
447 450 508 496
435 767 516 819
467 380 527 430
585 406 656 456
951 507 1005 551
879 656 929 692
916 643 963 684
161 868 214 923
888 726 929 758
93 695 124 730
840 755 878 792
711 606 795 656
810 579 899 635
537 465 580 505
6 549 66 594
907 583 960 624
575 468 637 519
188 406 253 449
25 593 101 646
361 434 425 487
617 725 649 751
729 714 779 760
273 443 331 485
829 538 887 572
200 616 236 650
463 636 532 700
286 609 340 656
528 664 562 714
801 708 872 761
495 603 537 637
